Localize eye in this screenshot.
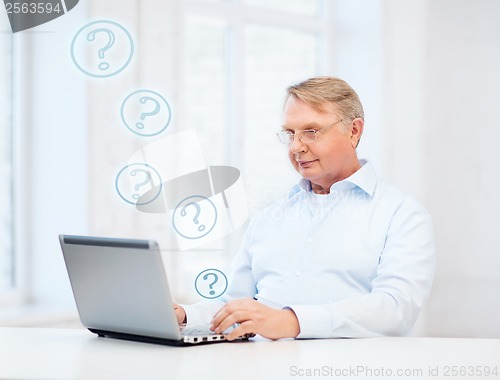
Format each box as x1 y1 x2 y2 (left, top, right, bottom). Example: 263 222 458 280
283 130 295 140
303 130 317 137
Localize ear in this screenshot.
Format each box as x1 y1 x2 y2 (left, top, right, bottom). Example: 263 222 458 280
349 118 364 148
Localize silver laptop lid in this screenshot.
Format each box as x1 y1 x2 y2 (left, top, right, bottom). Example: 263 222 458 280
59 235 182 341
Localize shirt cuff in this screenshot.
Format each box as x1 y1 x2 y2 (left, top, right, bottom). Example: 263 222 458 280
285 304 333 339
180 301 222 326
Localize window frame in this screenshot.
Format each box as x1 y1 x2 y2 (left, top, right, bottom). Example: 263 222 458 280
0 32 29 305
179 0 336 169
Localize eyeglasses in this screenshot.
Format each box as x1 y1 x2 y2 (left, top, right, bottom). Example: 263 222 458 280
276 119 344 144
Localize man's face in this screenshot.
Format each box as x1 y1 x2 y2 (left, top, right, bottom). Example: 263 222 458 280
282 96 361 193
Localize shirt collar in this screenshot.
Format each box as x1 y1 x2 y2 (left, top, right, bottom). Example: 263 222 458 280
288 159 377 198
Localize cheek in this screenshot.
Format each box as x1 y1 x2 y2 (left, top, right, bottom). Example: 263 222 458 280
288 150 299 170
316 139 349 162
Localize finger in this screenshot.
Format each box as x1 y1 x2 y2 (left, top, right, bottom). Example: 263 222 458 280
173 305 186 324
226 321 255 341
211 299 253 332
210 306 231 331
213 311 241 334
211 301 244 331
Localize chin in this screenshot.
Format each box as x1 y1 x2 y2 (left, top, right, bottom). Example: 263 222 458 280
299 168 317 178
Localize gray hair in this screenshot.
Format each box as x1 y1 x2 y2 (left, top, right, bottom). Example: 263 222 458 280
286 77 365 127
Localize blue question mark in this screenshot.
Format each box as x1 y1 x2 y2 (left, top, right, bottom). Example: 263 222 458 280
180 202 206 232
130 169 152 200
136 96 161 130
87 28 115 71
203 273 219 296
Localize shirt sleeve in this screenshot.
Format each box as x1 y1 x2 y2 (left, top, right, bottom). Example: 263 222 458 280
180 300 224 326
287 197 436 338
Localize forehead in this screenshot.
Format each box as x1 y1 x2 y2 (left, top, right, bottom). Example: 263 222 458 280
283 96 340 128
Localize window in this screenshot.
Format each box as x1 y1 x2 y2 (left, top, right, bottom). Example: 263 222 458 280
0 0 337 308
245 0 318 16
181 0 332 215
183 15 228 166
243 23 319 212
0 15 15 294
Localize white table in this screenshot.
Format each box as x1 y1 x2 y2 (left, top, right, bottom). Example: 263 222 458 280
0 327 499 380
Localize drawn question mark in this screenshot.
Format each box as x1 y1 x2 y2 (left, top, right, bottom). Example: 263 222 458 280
87 28 115 71
203 272 219 296
130 169 151 200
135 96 161 130
180 202 206 232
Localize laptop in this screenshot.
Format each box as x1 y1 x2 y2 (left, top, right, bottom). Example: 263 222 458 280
59 234 243 346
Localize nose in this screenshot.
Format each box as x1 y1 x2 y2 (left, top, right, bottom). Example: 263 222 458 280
289 135 307 154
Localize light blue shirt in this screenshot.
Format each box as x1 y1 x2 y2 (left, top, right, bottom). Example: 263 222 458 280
183 160 436 338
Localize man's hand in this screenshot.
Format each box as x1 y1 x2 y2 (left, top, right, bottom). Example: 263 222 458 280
173 304 186 324
210 298 300 341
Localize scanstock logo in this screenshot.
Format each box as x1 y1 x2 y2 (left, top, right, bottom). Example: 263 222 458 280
3 0 79 33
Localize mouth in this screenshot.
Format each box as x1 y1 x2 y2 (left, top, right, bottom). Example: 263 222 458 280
297 159 318 168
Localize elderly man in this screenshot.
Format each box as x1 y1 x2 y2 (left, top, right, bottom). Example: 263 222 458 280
175 76 436 341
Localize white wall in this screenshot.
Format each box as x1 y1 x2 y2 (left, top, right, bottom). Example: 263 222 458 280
377 0 500 337
423 0 500 338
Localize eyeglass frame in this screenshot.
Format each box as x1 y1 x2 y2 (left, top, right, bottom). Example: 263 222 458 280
276 118 345 145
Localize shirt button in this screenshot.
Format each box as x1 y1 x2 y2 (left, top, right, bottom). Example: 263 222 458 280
295 270 302 277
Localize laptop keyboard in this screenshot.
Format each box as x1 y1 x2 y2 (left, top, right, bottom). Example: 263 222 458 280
180 324 227 344
180 324 219 336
